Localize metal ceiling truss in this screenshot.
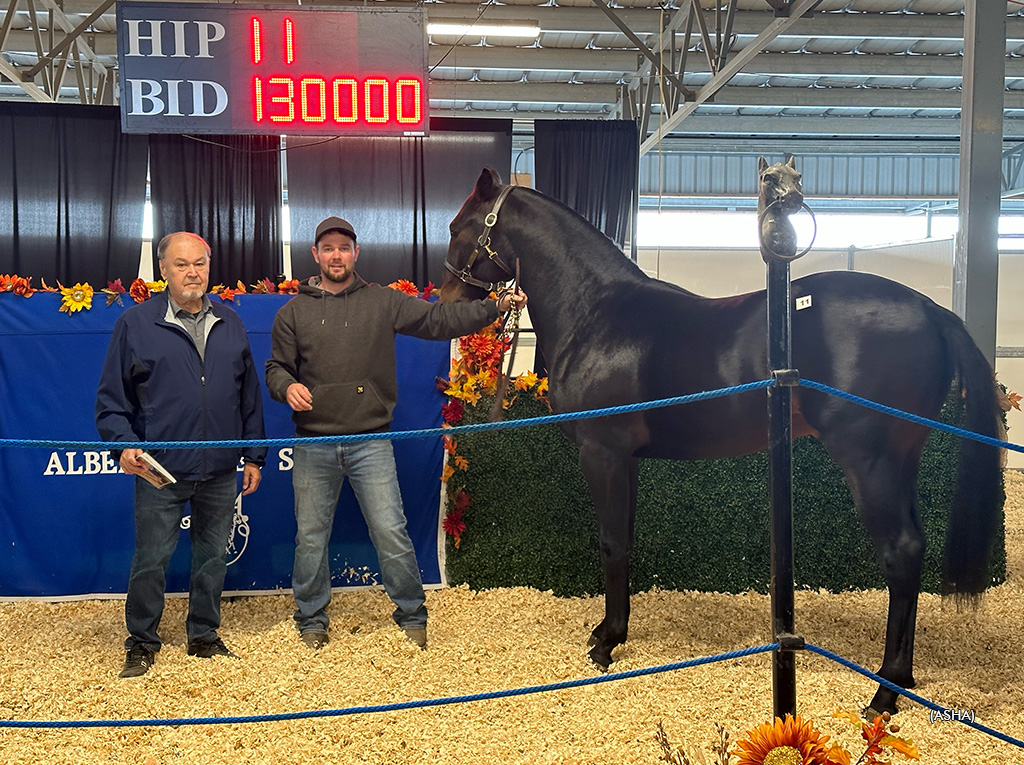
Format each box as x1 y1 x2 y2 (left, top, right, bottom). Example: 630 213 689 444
607 0 823 156
0 0 113 104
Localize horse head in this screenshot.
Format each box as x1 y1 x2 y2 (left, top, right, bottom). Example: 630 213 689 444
440 168 517 304
757 156 803 261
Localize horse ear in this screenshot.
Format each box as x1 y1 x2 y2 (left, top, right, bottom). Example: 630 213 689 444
475 167 503 202
786 156 797 169
758 157 768 174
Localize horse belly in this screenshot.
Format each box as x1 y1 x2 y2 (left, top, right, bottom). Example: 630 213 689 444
638 391 773 460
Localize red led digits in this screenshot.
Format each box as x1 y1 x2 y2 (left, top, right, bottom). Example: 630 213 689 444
251 17 262 64
249 15 424 129
396 79 421 123
333 79 358 123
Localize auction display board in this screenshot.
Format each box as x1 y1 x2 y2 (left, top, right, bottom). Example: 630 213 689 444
116 1 429 136
0 293 449 599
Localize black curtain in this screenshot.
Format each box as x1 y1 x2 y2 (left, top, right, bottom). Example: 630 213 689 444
0 102 148 287
286 118 512 286
149 134 282 286
534 120 638 250
533 119 639 375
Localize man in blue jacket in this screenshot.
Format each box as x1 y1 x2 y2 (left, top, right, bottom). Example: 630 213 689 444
96 232 267 678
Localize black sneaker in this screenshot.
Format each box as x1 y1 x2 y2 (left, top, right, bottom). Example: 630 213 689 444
119 645 155 678
187 637 237 659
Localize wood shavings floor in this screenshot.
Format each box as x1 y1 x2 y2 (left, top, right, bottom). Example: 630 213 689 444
2 471 1023 764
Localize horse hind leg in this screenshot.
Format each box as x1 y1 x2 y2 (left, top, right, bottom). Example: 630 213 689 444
832 444 927 716
578 441 638 670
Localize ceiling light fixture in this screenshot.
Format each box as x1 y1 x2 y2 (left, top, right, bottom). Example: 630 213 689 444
427 20 541 39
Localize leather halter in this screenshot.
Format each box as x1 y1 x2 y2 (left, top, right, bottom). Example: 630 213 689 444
444 184 517 292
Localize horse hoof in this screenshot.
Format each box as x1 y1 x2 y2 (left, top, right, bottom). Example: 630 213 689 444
588 646 611 671
864 698 898 719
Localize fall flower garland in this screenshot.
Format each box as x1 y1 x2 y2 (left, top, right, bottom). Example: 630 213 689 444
435 290 548 549
0 273 303 311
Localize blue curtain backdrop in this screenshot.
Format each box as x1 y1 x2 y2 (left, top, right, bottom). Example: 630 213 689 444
0 292 449 599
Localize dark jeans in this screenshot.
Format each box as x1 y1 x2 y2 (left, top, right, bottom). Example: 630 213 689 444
125 470 238 651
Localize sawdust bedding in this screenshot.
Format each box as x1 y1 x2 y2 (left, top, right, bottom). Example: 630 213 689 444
2 472 1023 765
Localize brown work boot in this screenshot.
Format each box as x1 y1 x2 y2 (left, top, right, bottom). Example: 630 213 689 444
403 627 427 649
301 631 329 650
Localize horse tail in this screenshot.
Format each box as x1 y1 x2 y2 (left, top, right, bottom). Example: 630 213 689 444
935 306 1005 602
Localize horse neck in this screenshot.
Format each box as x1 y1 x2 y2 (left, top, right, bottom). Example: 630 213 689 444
498 190 646 353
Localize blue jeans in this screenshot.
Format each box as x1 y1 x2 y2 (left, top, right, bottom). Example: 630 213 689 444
125 470 238 651
291 439 426 635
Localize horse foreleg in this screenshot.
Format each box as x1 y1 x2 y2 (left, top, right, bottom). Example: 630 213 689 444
578 442 638 670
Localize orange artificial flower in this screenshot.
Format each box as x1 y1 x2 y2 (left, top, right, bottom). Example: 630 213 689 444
129 278 150 303
388 279 419 296
277 279 299 294
12 276 34 297
0 274 14 291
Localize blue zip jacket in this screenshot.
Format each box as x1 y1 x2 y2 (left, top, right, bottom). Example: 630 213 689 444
95 291 267 480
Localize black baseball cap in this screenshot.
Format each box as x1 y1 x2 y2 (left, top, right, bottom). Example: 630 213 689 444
314 216 357 245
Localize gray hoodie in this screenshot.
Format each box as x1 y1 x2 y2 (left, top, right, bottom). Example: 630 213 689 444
265 275 500 435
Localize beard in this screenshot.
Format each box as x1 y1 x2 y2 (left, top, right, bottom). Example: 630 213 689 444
179 283 206 301
320 261 352 285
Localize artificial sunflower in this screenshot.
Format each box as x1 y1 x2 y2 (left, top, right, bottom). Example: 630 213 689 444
734 715 848 765
58 282 94 314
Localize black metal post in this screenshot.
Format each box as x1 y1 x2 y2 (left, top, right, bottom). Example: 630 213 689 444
766 257 796 719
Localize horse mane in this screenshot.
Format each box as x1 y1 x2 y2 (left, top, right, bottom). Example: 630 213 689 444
507 185 698 295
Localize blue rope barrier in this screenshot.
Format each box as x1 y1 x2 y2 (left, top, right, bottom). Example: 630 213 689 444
0 379 774 451
805 643 1024 750
801 379 1024 455
0 644 776 729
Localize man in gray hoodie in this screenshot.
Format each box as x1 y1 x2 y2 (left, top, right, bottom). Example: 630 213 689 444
266 216 525 650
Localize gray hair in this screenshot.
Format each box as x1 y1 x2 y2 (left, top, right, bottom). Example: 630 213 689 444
156 232 212 260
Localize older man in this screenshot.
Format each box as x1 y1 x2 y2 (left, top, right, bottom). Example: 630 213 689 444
96 232 266 678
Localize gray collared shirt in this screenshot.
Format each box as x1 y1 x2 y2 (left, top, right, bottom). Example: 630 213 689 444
165 294 217 361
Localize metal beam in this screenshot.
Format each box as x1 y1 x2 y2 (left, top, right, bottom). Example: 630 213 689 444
32 0 106 78
589 0 692 99
953 0 1005 367
428 81 1024 111
427 48 1013 80
24 3 1014 43
25 0 114 77
0 56 51 100
641 0 823 156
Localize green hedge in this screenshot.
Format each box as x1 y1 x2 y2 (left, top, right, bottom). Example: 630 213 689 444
445 391 1006 596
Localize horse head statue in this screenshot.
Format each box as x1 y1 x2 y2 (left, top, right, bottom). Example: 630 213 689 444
757 156 803 262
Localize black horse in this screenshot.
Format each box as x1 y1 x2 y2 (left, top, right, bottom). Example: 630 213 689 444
440 166 1004 715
